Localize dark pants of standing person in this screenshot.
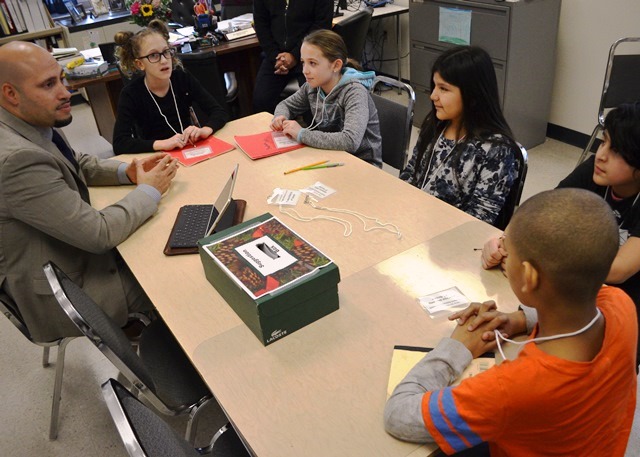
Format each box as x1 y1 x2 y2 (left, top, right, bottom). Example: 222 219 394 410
252 57 306 114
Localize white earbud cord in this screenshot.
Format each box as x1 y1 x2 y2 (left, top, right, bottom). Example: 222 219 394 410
278 196 402 239
494 307 602 361
306 198 402 239
278 205 353 236
307 85 338 132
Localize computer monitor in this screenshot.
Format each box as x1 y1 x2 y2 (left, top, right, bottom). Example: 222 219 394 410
334 0 347 18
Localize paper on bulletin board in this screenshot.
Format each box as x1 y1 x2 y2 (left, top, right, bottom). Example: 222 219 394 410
439 7 472 45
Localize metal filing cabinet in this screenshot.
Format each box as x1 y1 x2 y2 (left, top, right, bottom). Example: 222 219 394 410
409 0 561 149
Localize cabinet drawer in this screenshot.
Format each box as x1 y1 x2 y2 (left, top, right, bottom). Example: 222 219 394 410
410 42 506 110
410 0 509 61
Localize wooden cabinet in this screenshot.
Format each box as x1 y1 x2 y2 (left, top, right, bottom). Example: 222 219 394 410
409 0 561 149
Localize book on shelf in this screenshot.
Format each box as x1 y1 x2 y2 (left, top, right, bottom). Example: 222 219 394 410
234 131 304 160
16 0 34 32
9 0 26 32
20 0 49 32
0 0 16 35
167 135 235 167
5 0 26 33
52 46 79 57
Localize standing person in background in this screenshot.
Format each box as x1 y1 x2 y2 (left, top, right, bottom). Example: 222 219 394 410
253 0 333 114
113 19 228 154
400 46 520 225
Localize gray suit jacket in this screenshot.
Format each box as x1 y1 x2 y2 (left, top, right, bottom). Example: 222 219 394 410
0 107 158 342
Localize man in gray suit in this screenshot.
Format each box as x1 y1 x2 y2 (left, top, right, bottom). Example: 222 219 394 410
0 42 179 342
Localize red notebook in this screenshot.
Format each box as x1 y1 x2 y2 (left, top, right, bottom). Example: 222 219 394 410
168 135 235 166
234 131 304 160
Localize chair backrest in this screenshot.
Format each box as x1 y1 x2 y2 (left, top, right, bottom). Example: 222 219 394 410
171 0 197 27
597 37 640 125
43 262 157 395
369 75 416 170
220 0 252 20
333 8 373 62
102 379 199 457
178 51 230 120
493 145 529 231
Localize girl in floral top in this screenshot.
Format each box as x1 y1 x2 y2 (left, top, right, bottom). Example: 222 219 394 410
400 46 520 225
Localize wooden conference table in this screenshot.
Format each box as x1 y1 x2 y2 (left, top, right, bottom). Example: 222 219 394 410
90 113 519 456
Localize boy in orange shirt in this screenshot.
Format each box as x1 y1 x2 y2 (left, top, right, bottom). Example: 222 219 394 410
384 188 637 456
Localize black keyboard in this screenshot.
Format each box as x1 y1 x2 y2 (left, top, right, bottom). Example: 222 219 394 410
168 205 216 249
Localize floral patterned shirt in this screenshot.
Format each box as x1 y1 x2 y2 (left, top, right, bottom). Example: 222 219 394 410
400 133 519 224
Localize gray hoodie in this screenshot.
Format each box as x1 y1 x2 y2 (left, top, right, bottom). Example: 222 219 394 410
274 68 383 167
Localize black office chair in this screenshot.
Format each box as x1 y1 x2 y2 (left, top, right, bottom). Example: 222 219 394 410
332 7 373 63
0 292 75 440
493 145 528 231
102 379 250 457
369 75 416 171
280 8 374 101
171 0 239 116
43 261 214 445
575 37 640 166
178 50 235 119
171 0 202 28
220 0 252 20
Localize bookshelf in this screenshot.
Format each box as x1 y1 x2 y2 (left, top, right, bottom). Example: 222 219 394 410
0 25 65 45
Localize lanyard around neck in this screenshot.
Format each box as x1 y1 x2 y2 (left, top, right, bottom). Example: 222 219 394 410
144 78 185 136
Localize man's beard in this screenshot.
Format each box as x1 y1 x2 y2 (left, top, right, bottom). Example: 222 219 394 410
54 115 73 128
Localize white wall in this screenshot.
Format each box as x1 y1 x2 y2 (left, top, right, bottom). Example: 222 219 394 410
548 0 640 135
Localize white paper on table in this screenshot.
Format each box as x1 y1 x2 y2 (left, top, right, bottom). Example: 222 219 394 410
271 131 300 148
300 182 336 200
183 146 212 159
418 286 469 316
80 47 102 60
267 188 301 206
176 26 195 36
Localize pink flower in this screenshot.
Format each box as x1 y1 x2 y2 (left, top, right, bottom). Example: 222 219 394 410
152 0 161 8
130 1 141 14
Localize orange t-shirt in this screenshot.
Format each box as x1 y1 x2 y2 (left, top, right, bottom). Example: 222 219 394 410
422 287 637 456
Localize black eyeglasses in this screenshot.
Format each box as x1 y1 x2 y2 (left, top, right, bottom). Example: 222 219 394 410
137 47 176 63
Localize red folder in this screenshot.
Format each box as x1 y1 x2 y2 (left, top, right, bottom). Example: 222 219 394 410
168 135 235 166
234 131 304 160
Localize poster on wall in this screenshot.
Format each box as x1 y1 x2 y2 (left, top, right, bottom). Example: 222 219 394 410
438 7 472 45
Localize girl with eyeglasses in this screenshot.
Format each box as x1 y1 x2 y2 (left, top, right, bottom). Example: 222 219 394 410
112 19 228 154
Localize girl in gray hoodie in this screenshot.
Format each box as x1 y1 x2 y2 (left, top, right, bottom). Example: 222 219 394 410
271 30 382 167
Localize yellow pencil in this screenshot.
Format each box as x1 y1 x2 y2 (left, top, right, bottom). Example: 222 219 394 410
284 160 329 175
